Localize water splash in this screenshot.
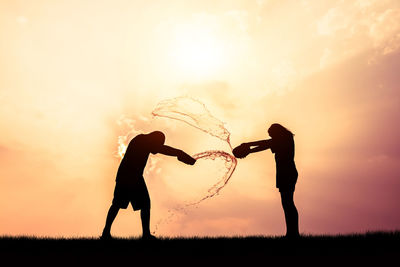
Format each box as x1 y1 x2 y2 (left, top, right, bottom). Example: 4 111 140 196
151 96 237 234
152 150 237 234
189 150 237 205
152 96 232 148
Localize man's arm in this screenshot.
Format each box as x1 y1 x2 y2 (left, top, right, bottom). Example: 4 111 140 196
157 145 196 165
157 145 182 157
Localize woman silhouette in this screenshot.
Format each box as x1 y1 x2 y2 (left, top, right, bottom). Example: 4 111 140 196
233 123 299 237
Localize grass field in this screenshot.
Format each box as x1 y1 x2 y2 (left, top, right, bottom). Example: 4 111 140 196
1 231 399 266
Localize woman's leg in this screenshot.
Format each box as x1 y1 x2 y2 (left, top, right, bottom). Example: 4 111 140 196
280 189 299 237
140 207 151 236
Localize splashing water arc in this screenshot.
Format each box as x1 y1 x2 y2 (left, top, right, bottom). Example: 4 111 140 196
152 96 232 148
131 96 238 233
152 96 237 204
151 149 237 234
189 150 237 206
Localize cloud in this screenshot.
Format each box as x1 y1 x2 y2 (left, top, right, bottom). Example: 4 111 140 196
264 60 298 96
315 1 400 68
317 7 350 36
369 8 400 55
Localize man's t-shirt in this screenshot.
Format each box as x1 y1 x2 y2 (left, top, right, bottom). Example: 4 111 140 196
116 134 150 184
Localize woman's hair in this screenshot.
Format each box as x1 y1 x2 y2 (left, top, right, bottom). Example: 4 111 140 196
268 123 294 139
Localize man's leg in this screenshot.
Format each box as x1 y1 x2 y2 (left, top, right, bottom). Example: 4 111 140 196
137 179 156 239
280 190 299 237
140 203 156 239
140 207 151 237
102 204 120 238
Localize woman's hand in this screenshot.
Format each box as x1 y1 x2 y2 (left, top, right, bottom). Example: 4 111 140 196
232 143 250 159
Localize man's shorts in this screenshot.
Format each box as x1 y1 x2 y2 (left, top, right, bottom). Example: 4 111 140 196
112 177 150 210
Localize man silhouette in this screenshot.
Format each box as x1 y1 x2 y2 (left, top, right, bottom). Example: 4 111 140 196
101 131 196 240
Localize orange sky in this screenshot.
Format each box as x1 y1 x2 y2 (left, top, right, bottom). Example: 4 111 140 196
1 0 400 237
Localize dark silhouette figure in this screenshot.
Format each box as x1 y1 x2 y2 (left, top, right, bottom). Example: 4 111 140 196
233 123 299 238
101 131 196 240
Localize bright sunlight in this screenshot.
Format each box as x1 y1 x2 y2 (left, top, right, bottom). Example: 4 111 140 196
168 22 227 79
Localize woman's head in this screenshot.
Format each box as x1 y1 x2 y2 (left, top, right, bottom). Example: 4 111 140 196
268 123 293 139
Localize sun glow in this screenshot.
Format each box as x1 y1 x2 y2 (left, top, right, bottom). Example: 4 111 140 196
169 23 227 79
117 136 128 159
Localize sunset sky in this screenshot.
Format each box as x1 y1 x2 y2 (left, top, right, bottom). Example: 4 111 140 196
1 0 400 237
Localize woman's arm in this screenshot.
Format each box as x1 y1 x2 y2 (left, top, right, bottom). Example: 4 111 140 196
233 139 272 158
246 139 272 154
244 140 269 147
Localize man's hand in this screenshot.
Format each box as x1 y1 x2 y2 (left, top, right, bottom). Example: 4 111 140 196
178 151 196 165
232 143 250 159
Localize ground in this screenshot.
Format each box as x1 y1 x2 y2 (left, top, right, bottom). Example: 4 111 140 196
1 232 398 266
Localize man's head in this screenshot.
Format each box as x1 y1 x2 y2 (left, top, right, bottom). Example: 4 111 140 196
148 131 165 153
